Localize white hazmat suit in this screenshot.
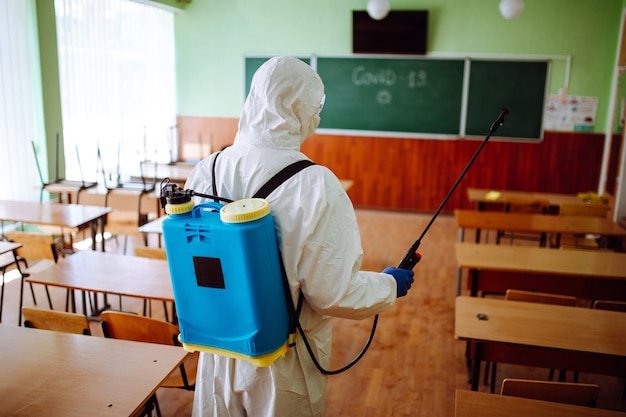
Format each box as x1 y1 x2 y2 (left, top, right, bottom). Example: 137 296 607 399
186 56 398 417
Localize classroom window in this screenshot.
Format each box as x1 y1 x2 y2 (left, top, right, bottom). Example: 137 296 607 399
54 0 177 183
0 0 46 201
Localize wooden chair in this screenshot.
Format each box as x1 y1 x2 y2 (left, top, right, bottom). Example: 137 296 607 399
496 197 550 246
133 247 171 321
134 246 167 260
555 203 610 249
22 306 91 335
100 311 198 390
6 231 57 316
104 189 144 255
500 378 599 407
483 290 578 392
101 311 198 417
505 289 578 306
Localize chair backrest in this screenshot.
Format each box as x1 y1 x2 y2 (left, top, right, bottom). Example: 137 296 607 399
501 378 599 407
100 310 197 390
6 231 58 262
593 299 626 312
134 246 167 260
22 307 91 335
100 310 179 345
558 203 610 218
505 289 577 306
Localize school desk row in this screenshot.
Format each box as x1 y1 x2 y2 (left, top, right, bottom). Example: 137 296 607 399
455 389 626 417
454 242 626 404
455 296 626 392
9 226 626 412
24 251 623 413
0 199 111 250
455 242 626 299
466 187 609 212
454 209 626 248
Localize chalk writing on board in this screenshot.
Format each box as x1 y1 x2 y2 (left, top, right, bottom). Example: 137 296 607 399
352 66 428 105
351 66 427 88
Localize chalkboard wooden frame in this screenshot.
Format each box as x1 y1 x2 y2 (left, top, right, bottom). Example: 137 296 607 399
243 55 550 142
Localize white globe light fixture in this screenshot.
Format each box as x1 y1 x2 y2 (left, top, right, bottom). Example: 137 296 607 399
367 0 390 20
499 0 524 20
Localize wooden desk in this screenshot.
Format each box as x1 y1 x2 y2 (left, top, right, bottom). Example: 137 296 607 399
455 209 626 248
42 181 97 204
132 162 194 185
455 390 626 417
455 296 626 391
467 188 606 211
138 215 166 234
25 250 174 315
455 242 626 299
0 325 186 417
0 200 111 251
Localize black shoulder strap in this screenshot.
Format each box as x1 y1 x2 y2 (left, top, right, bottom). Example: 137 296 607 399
211 151 222 203
253 160 315 199
253 159 313 348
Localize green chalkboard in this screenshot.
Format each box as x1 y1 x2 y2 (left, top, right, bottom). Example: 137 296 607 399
465 59 549 139
316 57 465 135
243 55 549 140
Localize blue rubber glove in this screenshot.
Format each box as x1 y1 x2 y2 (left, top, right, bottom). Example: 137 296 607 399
383 267 415 298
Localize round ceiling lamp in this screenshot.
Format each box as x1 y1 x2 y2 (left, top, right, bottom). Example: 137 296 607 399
499 0 524 20
367 0 391 20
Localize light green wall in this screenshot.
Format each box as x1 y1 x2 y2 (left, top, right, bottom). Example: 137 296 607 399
35 0 64 180
174 0 623 133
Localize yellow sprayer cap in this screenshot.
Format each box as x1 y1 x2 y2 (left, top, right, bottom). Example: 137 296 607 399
165 200 195 215
220 198 270 223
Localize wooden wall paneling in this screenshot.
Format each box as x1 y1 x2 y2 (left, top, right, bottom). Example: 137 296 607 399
606 133 623 195
177 116 606 213
176 115 238 160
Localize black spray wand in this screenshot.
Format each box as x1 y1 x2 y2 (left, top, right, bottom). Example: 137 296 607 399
398 107 510 270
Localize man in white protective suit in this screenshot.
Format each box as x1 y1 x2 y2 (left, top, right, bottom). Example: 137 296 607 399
185 55 414 417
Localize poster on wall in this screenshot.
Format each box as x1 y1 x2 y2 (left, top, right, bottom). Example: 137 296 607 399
543 94 598 132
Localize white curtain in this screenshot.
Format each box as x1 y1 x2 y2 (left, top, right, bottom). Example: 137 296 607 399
0 0 46 201
54 0 177 184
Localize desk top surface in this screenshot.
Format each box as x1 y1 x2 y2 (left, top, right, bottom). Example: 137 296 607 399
466 188 604 207
0 200 111 228
455 209 626 236
0 325 186 417
455 242 626 279
138 215 166 234
455 296 626 357
455 390 626 417
0 241 21 254
25 250 173 301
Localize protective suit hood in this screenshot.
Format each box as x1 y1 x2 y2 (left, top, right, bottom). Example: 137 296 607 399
236 56 325 151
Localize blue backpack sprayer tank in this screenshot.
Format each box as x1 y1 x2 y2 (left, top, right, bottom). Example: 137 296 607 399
160 190 295 366
157 159 315 366
157 106 509 373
